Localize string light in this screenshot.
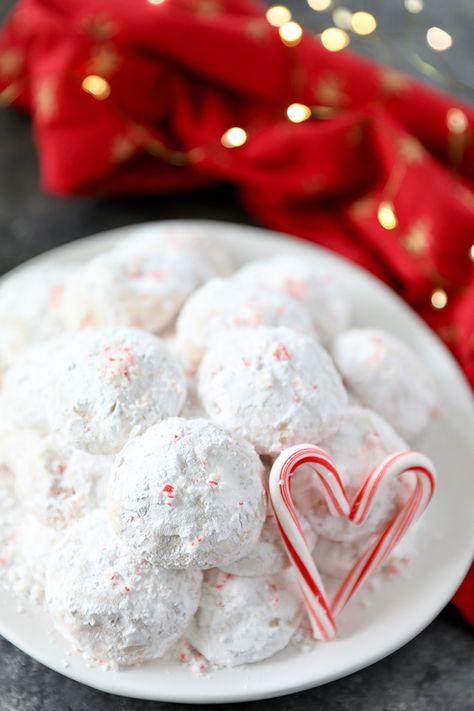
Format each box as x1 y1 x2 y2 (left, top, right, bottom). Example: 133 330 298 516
351 11 377 36
446 108 468 134
307 0 332 10
426 27 452 51
469 244 474 261
431 288 448 309
287 103 312 123
266 5 292 27
332 7 352 30
320 27 349 51
377 201 398 230
279 21 303 46
147 0 166 4
221 127 247 148
81 75 110 100
404 0 423 13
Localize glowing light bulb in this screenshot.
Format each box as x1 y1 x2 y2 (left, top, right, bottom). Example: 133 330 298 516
469 244 474 262
446 108 468 134
266 5 292 27
147 0 166 4
320 27 349 51
377 201 398 230
81 75 111 100
279 21 303 46
351 11 377 35
221 127 247 148
431 288 448 309
332 8 352 30
404 0 423 12
287 103 312 123
426 27 452 51
307 0 332 10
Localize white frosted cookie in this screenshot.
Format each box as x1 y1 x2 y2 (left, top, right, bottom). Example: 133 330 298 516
198 326 347 455
292 406 409 543
108 418 266 569
17 515 59 591
13 432 112 530
176 278 314 365
313 525 419 580
2 338 69 432
221 503 317 577
187 569 302 667
313 534 374 579
46 328 186 455
61 224 232 333
45 511 202 667
332 329 437 440
0 265 72 370
235 255 350 344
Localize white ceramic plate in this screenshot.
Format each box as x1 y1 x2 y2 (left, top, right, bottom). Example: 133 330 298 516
0 220 473 703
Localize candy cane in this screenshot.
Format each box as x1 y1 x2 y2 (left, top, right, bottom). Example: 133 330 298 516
331 450 436 616
269 445 350 641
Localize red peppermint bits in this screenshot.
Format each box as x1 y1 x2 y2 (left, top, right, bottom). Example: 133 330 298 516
274 343 291 361
162 484 174 494
123 586 131 593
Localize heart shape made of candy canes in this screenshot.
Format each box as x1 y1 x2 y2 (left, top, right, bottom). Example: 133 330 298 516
269 445 436 641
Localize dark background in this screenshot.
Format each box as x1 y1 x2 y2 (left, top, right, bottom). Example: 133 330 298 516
0 1 473 709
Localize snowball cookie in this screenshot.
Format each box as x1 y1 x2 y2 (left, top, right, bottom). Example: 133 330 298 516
0 265 72 370
17 515 59 590
47 328 186 455
176 278 314 366
293 406 408 544
235 255 350 344
14 432 112 530
221 503 317 577
45 511 202 667
108 418 266 569
61 224 232 333
313 524 419 580
332 329 437 440
198 326 347 455
187 569 302 666
313 534 374 579
2 337 70 432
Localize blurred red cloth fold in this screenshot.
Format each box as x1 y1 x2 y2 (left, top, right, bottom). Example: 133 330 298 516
0 0 472 621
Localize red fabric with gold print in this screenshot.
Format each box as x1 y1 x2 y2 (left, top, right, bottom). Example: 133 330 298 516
0 0 473 622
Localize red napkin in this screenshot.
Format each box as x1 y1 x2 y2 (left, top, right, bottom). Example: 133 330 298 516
0 0 472 622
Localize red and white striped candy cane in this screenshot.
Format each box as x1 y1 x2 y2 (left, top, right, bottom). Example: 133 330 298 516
269 445 350 641
331 450 436 616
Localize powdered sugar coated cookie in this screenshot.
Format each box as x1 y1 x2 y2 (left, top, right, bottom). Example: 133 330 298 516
198 326 347 455
61 225 232 333
332 329 437 440
187 569 302 666
45 511 202 667
47 328 186 455
235 255 350 344
292 406 409 543
108 418 266 569
221 502 317 577
0 265 72 370
176 278 314 365
13 432 112 530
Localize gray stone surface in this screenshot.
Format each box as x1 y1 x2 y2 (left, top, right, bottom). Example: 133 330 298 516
0 0 473 708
